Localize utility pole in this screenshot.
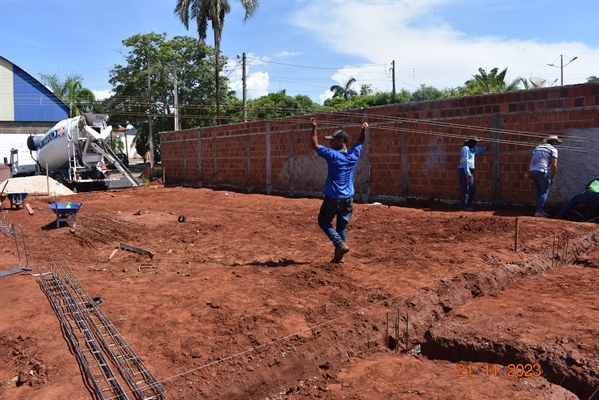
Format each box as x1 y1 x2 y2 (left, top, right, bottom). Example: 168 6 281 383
548 54 578 86
237 52 247 122
391 60 396 103
173 60 180 131
147 58 154 172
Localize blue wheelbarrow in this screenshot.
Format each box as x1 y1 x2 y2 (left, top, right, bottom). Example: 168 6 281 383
7 192 28 210
49 202 83 228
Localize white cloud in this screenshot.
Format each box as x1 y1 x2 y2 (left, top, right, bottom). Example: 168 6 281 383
290 0 596 91
246 53 270 67
272 51 304 58
247 72 270 99
227 57 271 99
93 89 113 100
319 89 334 105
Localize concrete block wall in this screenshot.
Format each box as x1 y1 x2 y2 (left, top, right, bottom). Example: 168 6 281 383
160 82 598 208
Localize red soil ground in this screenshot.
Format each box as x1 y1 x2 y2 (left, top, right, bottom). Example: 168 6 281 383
0 184 597 400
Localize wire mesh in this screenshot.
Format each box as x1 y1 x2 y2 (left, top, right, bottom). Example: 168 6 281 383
39 256 166 400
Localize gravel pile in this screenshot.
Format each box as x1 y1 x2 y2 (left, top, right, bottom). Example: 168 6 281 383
0 176 75 196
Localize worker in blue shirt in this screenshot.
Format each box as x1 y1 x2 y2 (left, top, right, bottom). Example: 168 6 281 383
458 135 487 211
310 118 368 263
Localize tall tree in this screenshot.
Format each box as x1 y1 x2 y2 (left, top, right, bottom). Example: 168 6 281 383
39 73 96 117
107 32 229 162
244 90 321 120
464 67 524 94
411 84 444 102
359 84 373 96
330 77 357 100
174 0 259 124
323 89 410 111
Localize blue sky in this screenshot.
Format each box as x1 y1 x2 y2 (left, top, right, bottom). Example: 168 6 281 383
1 0 598 104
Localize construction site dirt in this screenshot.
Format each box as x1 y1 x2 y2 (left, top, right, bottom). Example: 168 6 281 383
0 184 597 400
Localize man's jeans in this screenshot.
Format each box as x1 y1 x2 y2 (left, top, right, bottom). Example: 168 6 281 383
560 190 599 216
529 170 551 213
459 168 476 209
318 196 353 246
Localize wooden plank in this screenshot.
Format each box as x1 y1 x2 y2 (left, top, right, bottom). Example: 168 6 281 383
25 203 34 215
108 248 119 260
119 243 154 259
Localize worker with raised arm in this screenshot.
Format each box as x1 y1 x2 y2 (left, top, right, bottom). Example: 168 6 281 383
310 118 368 263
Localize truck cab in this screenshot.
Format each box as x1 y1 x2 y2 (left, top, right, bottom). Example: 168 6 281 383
3 148 36 178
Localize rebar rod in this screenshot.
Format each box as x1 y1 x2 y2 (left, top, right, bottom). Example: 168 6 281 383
55 256 166 399
40 258 127 399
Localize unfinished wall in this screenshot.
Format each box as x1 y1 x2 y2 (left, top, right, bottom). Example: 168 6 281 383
160 82 599 208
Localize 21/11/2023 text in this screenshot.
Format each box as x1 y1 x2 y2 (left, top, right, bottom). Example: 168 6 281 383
456 363 542 377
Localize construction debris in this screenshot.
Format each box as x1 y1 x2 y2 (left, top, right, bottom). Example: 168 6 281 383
108 248 119 260
119 243 154 259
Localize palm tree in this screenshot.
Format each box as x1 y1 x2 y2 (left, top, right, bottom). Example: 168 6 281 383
39 73 96 117
174 0 259 124
466 67 523 94
330 77 358 100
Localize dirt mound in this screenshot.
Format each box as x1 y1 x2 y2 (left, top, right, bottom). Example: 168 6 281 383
0 186 597 399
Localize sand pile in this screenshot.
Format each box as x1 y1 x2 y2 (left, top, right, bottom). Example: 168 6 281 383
0 176 75 197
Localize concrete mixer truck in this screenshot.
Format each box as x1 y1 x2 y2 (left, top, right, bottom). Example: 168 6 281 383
7 115 139 191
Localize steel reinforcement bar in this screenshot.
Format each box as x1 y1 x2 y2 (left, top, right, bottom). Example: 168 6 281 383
39 256 166 399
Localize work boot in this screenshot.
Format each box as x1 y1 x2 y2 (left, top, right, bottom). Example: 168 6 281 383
331 249 345 263
534 211 550 218
331 242 350 263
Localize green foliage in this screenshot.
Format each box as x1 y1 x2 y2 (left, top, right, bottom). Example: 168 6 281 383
394 89 412 103
322 97 349 111
174 0 259 122
106 32 233 162
411 84 444 102
39 73 96 117
360 84 373 96
330 77 358 100
106 137 125 153
463 67 524 94
323 89 409 111
437 87 458 98
248 91 322 119
134 126 162 163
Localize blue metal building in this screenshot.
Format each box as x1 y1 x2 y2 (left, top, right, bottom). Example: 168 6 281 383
0 55 69 122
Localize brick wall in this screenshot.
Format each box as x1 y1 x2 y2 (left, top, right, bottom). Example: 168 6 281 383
160 82 599 208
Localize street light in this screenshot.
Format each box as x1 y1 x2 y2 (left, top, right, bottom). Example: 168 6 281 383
547 55 578 86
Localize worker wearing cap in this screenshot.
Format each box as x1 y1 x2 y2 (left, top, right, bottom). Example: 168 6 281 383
529 135 562 218
310 118 368 263
458 135 487 211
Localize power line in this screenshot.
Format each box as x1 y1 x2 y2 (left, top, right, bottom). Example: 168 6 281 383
245 56 387 71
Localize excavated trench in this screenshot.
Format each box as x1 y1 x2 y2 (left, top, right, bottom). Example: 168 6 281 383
405 231 599 399
254 230 599 400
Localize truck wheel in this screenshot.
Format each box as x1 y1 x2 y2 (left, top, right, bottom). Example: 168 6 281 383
53 172 66 185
